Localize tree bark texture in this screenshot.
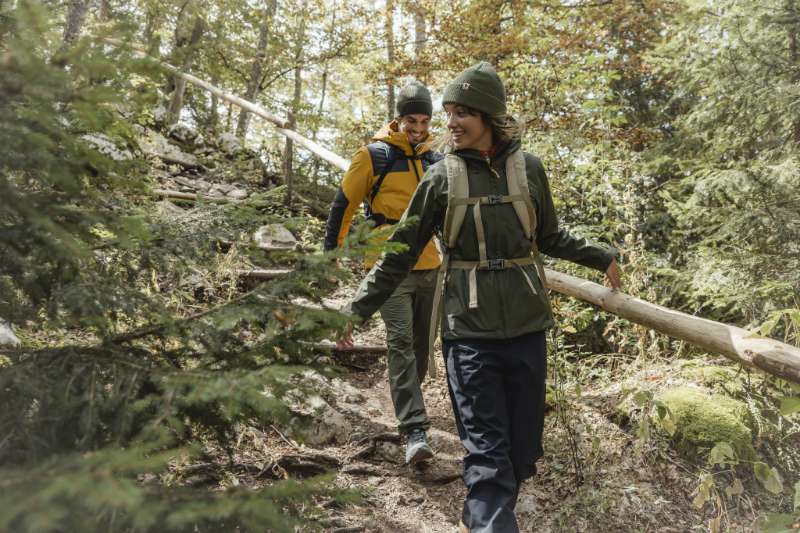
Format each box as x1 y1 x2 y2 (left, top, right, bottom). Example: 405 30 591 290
283 4 308 205
60 0 90 52
236 0 277 139
166 6 205 126
385 0 395 122
414 8 426 59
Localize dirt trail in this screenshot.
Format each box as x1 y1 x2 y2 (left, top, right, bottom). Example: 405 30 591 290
288 308 716 532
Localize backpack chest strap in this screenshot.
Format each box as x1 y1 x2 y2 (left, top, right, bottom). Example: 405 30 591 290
450 256 538 308
449 193 528 206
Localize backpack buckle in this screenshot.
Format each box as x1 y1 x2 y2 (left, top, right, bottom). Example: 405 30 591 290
486 194 503 205
486 259 505 270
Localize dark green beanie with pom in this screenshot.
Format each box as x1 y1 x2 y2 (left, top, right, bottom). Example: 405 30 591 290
441 61 506 117
396 80 433 117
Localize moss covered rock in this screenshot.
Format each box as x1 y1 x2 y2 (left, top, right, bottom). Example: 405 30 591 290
678 360 743 388
656 386 755 461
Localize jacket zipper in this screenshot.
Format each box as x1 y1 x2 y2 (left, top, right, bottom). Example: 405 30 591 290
485 155 500 179
411 146 422 182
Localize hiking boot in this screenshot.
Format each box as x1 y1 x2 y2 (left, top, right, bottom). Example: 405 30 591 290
405 428 433 465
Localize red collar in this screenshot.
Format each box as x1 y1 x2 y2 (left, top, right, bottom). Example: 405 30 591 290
479 146 498 159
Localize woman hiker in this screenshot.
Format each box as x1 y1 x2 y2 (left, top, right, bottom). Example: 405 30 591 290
325 80 443 465
340 62 622 532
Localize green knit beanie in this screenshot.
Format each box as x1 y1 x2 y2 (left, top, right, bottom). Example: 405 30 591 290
441 61 506 117
396 80 433 117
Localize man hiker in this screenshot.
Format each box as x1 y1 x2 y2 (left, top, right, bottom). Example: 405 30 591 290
323 80 442 465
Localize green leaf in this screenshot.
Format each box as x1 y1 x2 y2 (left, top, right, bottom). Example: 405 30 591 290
754 462 783 495
758 513 797 533
693 475 714 510
707 442 736 466
637 415 650 442
779 397 800 416
725 478 744 499
758 313 782 336
632 390 653 407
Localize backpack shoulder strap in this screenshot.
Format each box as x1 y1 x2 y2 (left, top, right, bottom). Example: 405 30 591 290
368 142 405 203
505 149 536 240
506 150 549 291
443 154 470 248
426 153 469 380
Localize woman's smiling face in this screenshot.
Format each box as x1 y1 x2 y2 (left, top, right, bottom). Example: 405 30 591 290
444 104 493 151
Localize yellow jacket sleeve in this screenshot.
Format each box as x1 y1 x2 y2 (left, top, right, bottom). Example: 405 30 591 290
323 147 374 250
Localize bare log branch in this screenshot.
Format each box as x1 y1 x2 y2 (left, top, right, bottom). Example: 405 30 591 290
545 269 800 384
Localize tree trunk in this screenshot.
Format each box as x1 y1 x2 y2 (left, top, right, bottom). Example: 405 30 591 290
385 0 395 121
166 9 205 126
414 7 426 59
310 67 329 185
311 2 337 184
283 7 308 206
236 0 277 139
790 17 800 143
98 0 112 21
208 73 219 131
143 6 163 56
59 0 90 52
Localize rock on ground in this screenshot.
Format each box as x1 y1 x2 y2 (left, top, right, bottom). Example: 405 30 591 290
253 224 297 250
0 320 21 348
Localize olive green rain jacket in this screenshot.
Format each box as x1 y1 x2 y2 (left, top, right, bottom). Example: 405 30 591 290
348 139 617 340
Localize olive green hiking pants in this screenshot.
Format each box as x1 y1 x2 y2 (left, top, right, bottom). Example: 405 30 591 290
379 269 437 434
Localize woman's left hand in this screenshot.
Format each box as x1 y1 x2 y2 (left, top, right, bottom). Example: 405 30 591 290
604 259 622 291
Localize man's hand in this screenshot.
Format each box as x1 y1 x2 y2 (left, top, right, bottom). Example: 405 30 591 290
336 321 354 350
604 258 622 291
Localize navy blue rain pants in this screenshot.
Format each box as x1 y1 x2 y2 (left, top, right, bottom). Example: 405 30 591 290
443 331 547 533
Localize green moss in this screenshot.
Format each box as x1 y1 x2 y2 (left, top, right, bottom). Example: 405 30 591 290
678 360 745 388
656 386 755 461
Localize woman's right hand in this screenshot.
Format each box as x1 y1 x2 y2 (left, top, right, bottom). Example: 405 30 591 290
604 258 622 291
336 321 354 350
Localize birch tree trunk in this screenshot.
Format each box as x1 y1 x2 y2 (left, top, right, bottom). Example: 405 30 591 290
236 0 277 139
385 0 395 122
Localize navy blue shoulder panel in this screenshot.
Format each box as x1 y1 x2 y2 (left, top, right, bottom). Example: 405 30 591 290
420 150 443 171
366 141 409 176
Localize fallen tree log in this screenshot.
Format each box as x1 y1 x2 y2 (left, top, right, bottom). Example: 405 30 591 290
152 188 232 203
315 340 387 354
545 269 800 384
237 268 294 280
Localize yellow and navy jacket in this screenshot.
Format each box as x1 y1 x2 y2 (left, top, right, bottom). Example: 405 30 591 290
324 121 442 270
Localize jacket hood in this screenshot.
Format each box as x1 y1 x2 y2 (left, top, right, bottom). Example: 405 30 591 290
372 120 433 156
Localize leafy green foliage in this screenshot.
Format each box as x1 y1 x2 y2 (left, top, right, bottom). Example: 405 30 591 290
0 3 362 530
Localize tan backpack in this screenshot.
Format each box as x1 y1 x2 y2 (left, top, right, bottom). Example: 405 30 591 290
426 150 549 377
